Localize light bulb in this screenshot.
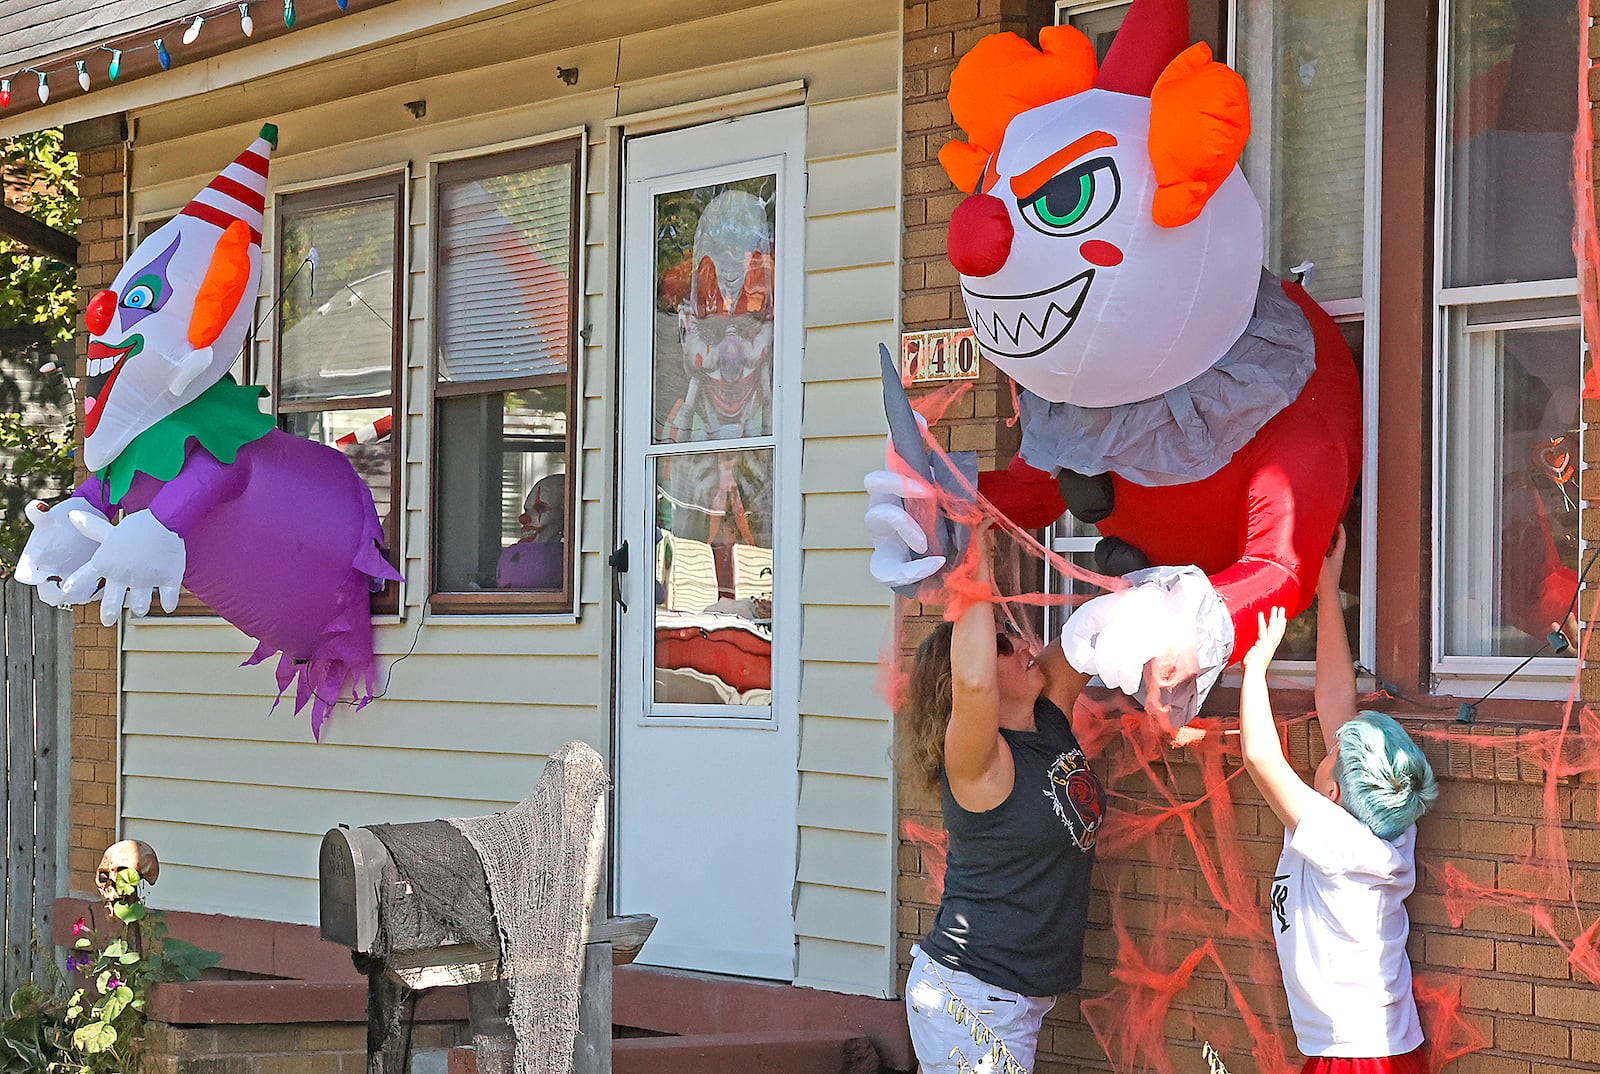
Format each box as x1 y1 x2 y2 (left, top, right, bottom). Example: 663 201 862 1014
106 49 122 81
156 39 171 70
183 15 204 45
35 70 47 104
0 80 10 108
238 4 254 37
76 60 89 92
283 0 295 28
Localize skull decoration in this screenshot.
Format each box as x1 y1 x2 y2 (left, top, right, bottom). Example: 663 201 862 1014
96 839 160 904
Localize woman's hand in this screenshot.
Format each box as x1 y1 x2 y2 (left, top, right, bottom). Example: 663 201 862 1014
1242 607 1288 675
1318 524 1346 598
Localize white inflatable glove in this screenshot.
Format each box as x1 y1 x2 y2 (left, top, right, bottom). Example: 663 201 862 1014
60 509 186 627
1063 584 1173 695
16 499 108 607
864 468 946 588
1061 565 1235 729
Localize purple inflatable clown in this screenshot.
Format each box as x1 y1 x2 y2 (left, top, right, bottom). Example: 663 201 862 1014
16 125 400 738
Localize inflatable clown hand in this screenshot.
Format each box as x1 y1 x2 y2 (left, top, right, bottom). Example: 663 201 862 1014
1061 565 1234 729
16 499 107 607
864 468 946 589
60 509 186 627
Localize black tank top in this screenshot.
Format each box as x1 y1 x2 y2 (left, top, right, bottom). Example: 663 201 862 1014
921 697 1105 997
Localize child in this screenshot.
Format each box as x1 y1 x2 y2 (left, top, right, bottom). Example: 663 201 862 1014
1239 527 1439 1074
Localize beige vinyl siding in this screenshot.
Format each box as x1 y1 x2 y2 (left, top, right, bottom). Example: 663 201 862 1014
117 0 899 996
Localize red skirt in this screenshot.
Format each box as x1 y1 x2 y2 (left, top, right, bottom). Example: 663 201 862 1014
1301 1047 1426 1074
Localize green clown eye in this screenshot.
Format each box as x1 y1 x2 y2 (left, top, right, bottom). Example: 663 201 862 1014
1018 157 1122 238
121 274 163 310
1037 173 1093 227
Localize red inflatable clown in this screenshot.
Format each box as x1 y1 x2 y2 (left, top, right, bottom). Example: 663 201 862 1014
871 0 1361 725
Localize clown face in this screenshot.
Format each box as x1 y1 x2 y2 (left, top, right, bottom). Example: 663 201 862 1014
950 90 1264 408
81 127 273 473
82 216 259 471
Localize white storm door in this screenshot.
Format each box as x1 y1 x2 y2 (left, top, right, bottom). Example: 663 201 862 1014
614 108 805 981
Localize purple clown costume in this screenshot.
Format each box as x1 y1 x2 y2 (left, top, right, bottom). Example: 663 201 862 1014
16 125 399 738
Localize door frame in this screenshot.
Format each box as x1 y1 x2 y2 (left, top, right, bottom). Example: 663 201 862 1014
609 104 808 979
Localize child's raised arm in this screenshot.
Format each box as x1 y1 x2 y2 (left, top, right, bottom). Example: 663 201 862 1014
1240 607 1315 833
1314 525 1356 755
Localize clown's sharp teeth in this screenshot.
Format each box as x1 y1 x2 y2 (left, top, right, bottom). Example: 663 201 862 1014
87 356 99 377
961 272 1093 359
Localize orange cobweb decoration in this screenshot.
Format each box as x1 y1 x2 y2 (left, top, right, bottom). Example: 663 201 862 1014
885 396 1600 1074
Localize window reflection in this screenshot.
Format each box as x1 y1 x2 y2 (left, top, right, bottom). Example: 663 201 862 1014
1445 0 1579 288
652 450 774 707
1443 318 1580 657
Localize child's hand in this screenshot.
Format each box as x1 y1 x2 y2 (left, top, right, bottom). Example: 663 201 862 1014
1318 524 1347 598
1242 607 1288 674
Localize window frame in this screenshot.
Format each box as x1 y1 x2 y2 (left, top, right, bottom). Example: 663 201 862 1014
1426 0 1585 693
426 137 583 616
271 172 408 616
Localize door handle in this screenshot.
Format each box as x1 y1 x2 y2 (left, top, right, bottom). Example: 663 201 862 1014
609 540 629 613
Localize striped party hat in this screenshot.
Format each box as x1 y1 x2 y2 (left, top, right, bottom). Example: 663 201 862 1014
179 123 277 245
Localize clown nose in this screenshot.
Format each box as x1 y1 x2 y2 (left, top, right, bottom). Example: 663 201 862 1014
947 194 1013 278
86 289 117 336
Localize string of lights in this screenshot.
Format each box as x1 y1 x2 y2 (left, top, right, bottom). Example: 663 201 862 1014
0 0 353 108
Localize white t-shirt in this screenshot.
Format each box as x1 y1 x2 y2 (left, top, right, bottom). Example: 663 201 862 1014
1271 790 1424 1058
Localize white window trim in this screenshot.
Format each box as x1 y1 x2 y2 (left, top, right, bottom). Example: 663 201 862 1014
1055 0 1131 22
1427 0 1583 690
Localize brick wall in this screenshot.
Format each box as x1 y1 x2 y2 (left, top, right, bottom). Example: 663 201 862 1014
902 0 1041 466
144 1020 466 1074
62 122 124 894
898 718 1600 1074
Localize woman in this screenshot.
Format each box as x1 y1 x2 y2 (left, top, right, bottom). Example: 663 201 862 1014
900 524 1105 1074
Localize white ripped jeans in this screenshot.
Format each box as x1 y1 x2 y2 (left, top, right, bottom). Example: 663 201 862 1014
905 945 1056 1074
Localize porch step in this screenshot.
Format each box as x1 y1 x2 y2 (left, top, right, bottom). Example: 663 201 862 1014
447 1029 880 1074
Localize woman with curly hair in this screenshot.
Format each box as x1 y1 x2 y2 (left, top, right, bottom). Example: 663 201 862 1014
900 523 1106 1074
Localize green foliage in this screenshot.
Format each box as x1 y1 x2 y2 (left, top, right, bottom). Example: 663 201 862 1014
0 130 78 343
0 130 78 570
0 867 222 1073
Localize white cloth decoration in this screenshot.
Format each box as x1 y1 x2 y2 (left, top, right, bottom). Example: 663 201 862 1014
1061 564 1234 728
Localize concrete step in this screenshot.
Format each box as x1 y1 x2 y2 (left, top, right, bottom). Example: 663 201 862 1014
447 1029 881 1074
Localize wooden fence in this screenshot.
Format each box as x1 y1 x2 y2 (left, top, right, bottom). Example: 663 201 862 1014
0 577 71 993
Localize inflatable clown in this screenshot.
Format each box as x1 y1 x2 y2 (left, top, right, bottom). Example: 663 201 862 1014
869 0 1361 725
16 125 400 738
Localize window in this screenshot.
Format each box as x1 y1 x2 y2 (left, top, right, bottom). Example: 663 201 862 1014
1235 0 1370 309
1434 0 1582 673
430 140 580 612
1055 1 1132 61
274 176 405 612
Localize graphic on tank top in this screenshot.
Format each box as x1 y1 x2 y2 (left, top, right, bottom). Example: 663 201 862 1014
1045 747 1103 850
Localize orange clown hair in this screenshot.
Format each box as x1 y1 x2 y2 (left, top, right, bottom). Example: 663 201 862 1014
938 26 1098 194
1148 43 1251 228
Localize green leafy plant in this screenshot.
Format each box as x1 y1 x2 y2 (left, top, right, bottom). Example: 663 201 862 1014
0 866 221 1073
0 129 78 569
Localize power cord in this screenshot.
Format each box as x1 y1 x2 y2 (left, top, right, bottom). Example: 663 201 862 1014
1455 542 1600 724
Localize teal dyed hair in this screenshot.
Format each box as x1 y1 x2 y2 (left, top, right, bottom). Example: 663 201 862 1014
1332 711 1439 840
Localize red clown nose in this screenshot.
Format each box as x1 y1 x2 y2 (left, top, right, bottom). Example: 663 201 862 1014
86 289 116 336
947 193 1013 277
